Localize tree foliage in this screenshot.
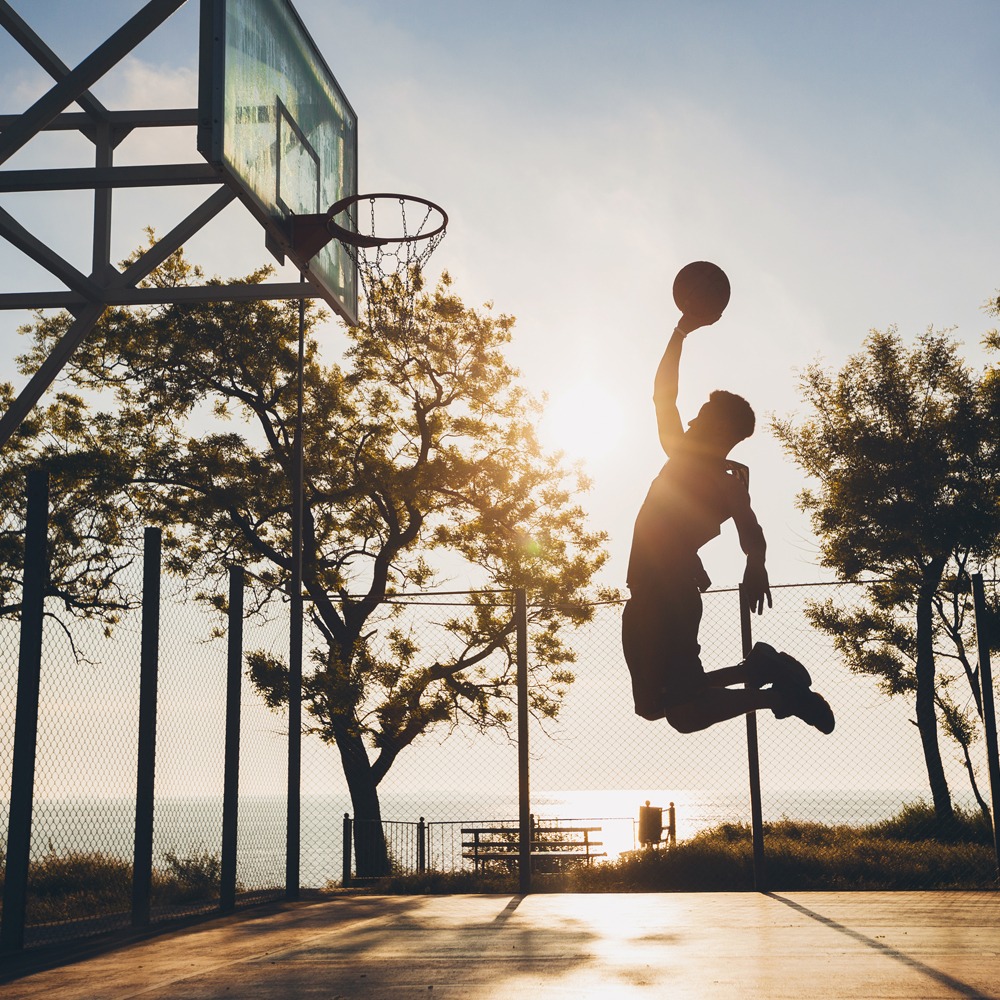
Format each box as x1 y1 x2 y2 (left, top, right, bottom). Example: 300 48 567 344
772 326 1000 824
16 241 611 870
0 382 144 650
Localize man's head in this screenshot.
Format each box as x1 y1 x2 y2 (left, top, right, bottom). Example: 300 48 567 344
685 390 755 456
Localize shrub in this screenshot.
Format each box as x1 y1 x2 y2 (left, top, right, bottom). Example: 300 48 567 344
0 847 230 925
358 804 999 895
154 848 223 905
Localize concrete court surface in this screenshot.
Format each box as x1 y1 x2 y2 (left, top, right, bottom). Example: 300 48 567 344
2 891 999 999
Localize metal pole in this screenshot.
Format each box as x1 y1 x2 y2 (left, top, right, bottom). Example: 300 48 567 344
342 814 352 888
515 588 530 894
0 0 188 166
220 565 244 912
131 527 162 927
417 817 426 874
0 470 49 953
0 0 112 123
972 573 1000 879
739 583 767 892
0 303 106 453
286 274 305 899
91 119 113 282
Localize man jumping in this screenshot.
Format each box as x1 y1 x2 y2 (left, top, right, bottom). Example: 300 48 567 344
622 309 835 735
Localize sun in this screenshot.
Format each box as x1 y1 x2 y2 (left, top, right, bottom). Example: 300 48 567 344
540 379 625 462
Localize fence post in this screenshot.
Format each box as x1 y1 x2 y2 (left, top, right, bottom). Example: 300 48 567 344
0 470 49 954
972 573 1000 881
668 801 676 845
342 813 352 887
739 583 767 892
132 526 162 927
515 588 531 894
417 817 426 873
220 565 244 912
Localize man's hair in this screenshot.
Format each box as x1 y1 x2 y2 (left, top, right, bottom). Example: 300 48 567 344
707 390 755 443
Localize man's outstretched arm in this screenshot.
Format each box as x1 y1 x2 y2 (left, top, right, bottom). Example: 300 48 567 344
652 312 724 457
652 326 686 457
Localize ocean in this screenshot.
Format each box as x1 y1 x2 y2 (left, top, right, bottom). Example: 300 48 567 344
13 786 978 888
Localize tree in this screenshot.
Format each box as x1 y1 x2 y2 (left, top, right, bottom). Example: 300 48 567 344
18 243 611 874
0 380 144 652
771 326 1000 824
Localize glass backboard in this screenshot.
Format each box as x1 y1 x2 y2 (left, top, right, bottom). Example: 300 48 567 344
198 0 358 324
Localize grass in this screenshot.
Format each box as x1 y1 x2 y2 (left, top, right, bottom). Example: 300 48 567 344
0 847 231 925
571 816 996 892
4 803 996 921
348 802 1000 894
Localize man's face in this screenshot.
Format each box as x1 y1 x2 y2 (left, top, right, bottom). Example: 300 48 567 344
686 403 717 437
687 402 737 454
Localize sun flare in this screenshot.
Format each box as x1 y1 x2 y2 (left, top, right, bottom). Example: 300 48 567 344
540 379 625 462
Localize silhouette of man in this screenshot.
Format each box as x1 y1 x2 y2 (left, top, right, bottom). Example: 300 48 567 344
622 310 834 734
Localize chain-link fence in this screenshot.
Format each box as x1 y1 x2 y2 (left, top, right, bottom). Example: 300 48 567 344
311 584 996 889
3 537 999 949
317 583 1000 890
0 529 289 949
519 583 999 889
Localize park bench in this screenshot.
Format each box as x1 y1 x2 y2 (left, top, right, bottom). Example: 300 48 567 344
462 823 606 872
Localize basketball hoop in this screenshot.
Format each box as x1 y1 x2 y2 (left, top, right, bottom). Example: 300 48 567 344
326 193 448 334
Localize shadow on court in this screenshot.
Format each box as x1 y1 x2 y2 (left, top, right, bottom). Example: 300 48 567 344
2 891 998 999
767 892 999 1000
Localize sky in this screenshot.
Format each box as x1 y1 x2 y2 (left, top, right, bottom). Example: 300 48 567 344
4 1 1000 819
2 0 1000 593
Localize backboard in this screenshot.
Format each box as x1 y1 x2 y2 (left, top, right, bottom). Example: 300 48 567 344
198 0 358 324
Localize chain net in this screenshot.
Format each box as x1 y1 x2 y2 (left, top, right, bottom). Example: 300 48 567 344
337 196 446 335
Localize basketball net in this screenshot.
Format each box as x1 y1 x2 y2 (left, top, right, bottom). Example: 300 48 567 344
337 197 447 337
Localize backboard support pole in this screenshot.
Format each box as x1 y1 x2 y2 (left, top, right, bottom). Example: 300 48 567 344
0 0 112 124
285 272 305 900
0 302 108 451
0 281 314 311
0 183 237 451
0 0 188 166
0 206 104 299
91 120 115 282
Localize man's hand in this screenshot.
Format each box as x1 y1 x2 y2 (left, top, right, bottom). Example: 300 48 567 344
677 310 724 336
743 562 772 615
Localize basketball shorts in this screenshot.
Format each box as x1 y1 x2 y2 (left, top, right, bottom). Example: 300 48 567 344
621 581 706 721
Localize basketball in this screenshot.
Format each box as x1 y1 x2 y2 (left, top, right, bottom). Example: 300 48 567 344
672 261 731 322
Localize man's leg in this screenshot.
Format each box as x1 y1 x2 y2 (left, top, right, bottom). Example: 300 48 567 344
665 682 834 734
702 663 750 688
664 686 779 733
622 586 704 722
702 643 812 689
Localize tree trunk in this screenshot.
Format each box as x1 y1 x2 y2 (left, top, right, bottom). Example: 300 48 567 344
915 564 953 822
956 733 992 828
335 725 390 878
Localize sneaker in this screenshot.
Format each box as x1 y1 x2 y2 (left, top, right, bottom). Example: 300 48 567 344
743 642 812 690
773 685 835 734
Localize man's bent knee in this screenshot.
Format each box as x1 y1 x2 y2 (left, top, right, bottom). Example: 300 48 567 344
663 701 707 734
